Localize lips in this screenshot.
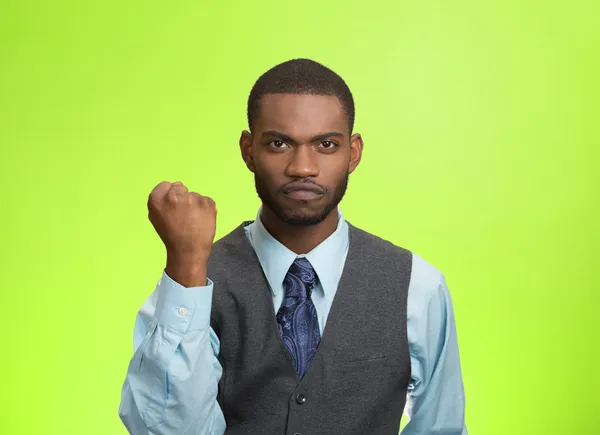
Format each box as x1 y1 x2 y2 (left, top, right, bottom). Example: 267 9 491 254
283 182 325 200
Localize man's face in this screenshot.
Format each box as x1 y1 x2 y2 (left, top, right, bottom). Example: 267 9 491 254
240 94 362 226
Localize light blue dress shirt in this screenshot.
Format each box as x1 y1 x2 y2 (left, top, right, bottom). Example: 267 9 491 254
119 208 467 434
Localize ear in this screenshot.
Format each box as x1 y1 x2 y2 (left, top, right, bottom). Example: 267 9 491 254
348 133 364 174
239 130 255 173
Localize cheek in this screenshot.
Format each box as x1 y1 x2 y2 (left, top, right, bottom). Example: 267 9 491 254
254 158 282 184
324 157 350 179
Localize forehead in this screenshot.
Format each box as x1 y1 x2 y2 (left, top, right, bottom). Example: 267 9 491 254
255 94 348 137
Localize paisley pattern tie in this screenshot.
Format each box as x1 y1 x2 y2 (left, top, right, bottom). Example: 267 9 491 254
276 257 321 377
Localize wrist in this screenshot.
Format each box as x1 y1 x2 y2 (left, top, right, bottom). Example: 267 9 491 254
165 252 209 288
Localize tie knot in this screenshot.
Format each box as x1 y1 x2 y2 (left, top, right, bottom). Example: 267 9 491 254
284 257 317 298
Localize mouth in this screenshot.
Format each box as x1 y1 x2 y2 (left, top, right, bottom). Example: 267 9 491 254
282 183 325 201
283 190 324 201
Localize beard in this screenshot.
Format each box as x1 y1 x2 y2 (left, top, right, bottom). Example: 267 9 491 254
254 172 349 227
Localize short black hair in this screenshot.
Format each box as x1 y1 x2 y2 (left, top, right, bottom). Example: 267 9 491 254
247 58 355 133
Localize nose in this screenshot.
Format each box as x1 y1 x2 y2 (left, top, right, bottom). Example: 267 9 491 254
285 145 320 178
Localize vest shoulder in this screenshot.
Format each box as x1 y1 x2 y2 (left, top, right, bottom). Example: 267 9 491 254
212 226 243 248
348 224 412 257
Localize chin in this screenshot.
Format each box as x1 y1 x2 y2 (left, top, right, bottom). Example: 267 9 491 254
277 204 334 227
281 214 327 227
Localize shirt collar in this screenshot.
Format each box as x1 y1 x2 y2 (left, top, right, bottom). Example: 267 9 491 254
246 207 349 297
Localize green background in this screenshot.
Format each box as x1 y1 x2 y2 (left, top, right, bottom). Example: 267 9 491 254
1 0 598 434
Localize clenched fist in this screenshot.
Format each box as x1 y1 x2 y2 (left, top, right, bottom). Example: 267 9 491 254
148 181 217 287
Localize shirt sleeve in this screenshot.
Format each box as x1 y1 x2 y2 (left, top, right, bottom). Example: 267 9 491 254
118 271 227 435
402 255 468 435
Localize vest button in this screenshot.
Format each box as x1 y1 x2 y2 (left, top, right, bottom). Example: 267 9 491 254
295 393 307 404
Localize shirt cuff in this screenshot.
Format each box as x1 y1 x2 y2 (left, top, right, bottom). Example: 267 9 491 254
154 270 214 333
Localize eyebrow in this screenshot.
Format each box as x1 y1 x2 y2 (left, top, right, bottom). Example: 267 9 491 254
261 130 344 145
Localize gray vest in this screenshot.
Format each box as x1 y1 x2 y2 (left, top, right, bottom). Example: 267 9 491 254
207 221 413 435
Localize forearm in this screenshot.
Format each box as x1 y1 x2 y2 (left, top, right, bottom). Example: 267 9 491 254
402 263 467 434
119 325 224 434
118 272 226 435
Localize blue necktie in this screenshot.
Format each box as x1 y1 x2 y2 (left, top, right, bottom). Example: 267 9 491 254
276 257 321 377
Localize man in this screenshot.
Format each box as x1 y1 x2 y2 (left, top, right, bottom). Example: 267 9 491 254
119 58 467 434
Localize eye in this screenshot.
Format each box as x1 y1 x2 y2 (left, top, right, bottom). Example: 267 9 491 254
268 140 289 149
320 140 338 149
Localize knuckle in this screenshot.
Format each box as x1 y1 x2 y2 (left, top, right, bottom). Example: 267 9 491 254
150 180 170 198
202 198 215 210
166 189 179 202
191 192 205 202
156 180 170 191
183 193 195 204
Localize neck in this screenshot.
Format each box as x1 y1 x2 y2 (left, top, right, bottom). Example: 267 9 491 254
260 206 339 254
